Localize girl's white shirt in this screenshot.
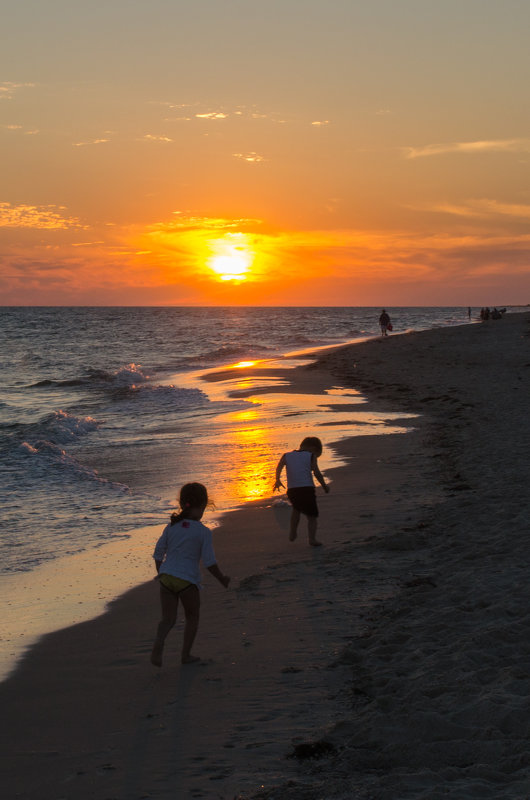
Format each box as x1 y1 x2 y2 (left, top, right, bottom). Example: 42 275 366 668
153 519 217 587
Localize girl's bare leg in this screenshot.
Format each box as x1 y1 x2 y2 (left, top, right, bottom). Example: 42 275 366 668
179 585 201 664
290 508 300 541
151 583 179 666
308 516 322 546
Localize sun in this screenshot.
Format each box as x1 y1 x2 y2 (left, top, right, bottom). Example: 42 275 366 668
207 234 253 282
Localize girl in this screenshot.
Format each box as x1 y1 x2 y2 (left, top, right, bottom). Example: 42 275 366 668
150 482 230 667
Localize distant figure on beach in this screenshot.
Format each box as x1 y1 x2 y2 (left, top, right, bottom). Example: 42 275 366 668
480 307 491 321
379 309 391 336
273 436 329 547
468 306 472 320
150 482 230 667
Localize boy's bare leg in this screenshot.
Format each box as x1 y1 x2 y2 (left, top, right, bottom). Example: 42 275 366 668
308 516 322 547
179 585 201 664
289 508 300 541
151 583 178 666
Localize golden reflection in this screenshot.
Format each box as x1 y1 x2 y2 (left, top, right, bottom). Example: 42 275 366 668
232 360 259 369
229 408 261 422
234 457 273 502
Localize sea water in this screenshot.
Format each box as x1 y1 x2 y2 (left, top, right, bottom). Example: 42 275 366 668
0 305 495 677
0 305 482 577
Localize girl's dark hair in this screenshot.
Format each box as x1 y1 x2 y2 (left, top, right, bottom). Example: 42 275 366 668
170 482 208 525
300 436 323 457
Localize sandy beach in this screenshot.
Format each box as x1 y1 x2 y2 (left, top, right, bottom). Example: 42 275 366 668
2 311 530 800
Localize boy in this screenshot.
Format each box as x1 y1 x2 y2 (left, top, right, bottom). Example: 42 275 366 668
273 436 329 546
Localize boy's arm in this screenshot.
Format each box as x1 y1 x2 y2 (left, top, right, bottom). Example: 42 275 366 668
207 563 231 587
273 454 286 491
311 454 330 493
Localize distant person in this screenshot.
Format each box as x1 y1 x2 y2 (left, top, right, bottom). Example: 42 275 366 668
274 436 329 547
379 309 391 336
150 482 230 667
468 306 472 320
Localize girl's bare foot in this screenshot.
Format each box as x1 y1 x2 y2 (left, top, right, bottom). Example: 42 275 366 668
181 655 201 665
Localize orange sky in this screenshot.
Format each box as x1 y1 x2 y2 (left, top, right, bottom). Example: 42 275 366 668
2 1 530 305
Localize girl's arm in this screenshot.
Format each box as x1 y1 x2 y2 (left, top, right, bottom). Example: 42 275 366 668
207 563 231 587
273 454 286 490
152 526 169 573
311 454 330 493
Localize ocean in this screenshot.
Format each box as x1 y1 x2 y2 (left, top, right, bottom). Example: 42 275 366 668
0 305 480 578
0 305 497 677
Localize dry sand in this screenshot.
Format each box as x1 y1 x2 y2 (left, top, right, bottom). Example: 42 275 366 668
2 311 530 799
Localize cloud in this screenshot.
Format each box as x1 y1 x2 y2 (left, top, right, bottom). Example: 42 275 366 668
72 138 110 147
416 198 530 220
155 213 262 232
0 203 82 229
142 134 173 142
0 81 35 100
404 138 530 159
311 120 330 126
159 101 287 124
1 123 40 135
232 152 266 163
195 111 228 120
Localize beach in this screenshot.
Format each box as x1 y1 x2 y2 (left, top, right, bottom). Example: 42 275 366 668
2 310 530 799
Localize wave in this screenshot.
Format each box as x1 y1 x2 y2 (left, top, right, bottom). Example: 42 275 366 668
46 410 100 442
126 383 207 406
30 362 151 390
172 343 278 370
20 438 129 489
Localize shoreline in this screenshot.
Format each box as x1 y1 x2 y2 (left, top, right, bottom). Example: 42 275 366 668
0 338 413 683
2 312 530 799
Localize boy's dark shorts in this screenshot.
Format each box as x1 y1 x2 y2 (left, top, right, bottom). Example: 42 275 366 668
287 486 319 517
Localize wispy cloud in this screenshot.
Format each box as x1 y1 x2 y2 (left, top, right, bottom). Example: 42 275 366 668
155 213 262 232
142 134 173 142
195 111 228 120
1 123 40 135
0 81 35 100
311 120 330 127
0 202 82 229
159 101 287 124
417 198 530 220
404 138 530 159
232 152 266 163
73 138 110 147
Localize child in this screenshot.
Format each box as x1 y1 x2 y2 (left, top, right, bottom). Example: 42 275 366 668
273 436 330 547
150 482 230 667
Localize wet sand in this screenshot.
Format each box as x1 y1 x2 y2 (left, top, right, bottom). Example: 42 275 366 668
1 311 530 799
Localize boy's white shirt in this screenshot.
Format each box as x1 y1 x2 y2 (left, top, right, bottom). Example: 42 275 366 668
284 449 314 488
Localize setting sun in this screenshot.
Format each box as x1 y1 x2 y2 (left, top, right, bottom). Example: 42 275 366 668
208 234 253 282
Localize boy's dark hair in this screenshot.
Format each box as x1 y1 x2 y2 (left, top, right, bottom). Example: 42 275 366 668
300 436 323 457
170 482 208 525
